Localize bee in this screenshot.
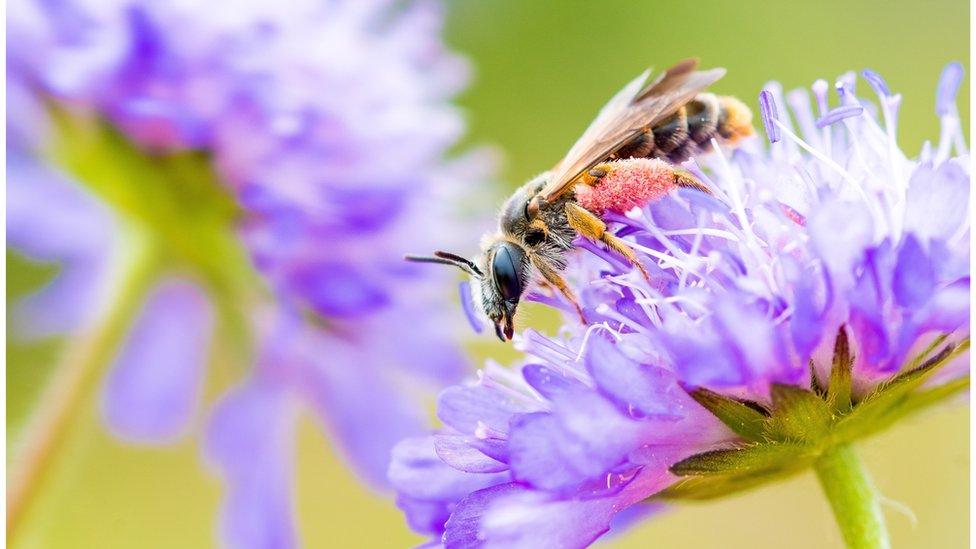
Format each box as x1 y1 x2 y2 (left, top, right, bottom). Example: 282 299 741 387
407 59 754 341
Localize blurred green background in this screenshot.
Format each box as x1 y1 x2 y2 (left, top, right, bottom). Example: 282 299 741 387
8 0 969 547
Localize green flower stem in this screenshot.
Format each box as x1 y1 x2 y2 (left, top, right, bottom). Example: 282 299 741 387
7 228 159 541
814 443 891 549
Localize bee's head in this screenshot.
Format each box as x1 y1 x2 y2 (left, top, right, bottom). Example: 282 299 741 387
405 240 529 342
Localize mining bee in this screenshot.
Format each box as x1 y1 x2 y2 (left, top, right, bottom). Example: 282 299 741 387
407 59 754 341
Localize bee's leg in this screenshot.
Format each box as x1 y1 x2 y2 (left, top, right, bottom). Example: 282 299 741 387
565 202 651 281
671 167 712 194
584 160 710 196
579 162 616 186
532 259 587 324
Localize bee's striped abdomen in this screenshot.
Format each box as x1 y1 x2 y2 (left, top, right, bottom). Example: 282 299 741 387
616 94 754 164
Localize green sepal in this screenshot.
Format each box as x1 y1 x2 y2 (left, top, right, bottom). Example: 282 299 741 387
688 387 769 441
764 384 833 442
670 442 812 476
659 333 967 505
898 375 970 417
904 333 950 371
826 327 854 413
663 443 816 500
834 338 969 441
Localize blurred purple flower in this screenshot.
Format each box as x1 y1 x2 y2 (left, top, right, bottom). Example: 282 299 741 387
102 277 214 443
9 0 489 545
7 153 116 338
390 67 969 547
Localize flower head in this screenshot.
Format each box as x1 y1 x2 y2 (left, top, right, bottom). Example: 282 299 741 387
390 65 969 547
9 0 489 544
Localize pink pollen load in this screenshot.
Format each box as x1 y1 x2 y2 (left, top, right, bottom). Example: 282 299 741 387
574 158 678 214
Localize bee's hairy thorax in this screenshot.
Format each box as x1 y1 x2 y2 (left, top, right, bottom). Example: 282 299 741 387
499 177 577 271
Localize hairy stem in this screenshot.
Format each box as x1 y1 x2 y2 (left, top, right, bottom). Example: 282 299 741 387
7 229 158 541
814 443 891 549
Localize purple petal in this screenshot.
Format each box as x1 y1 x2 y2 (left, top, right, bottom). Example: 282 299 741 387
389 437 508 537
893 235 937 309
14 256 107 338
434 434 509 473
328 187 407 232
808 200 874 279
936 62 964 115
849 303 892 373
443 483 524 548
662 324 748 387
912 279 970 334
507 389 650 492
521 363 585 400
715 297 796 384
437 382 535 436
459 281 484 333
102 278 213 442
787 260 831 360
303 343 428 489
674 187 731 214
7 157 112 257
361 306 469 384
478 469 673 549
205 380 297 549
287 261 389 318
482 492 620 549
507 412 583 491
903 161 969 243
396 494 453 539
610 295 653 330
607 502 665 538
584 336 677 418
389 437 508 502
8 155 114 337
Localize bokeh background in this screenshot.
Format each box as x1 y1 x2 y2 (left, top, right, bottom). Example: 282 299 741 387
7 0 969 547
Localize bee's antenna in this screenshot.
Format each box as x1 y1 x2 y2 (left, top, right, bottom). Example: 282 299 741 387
432 251 483 276
405 251 483 277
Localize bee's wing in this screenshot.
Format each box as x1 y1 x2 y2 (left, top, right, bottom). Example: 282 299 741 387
539 59 726 203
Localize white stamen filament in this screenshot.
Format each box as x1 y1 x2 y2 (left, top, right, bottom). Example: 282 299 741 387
661 228 740 240
772 304 794 325
474 421 507 441
574 322 623 362
627 241 701 273
601 277 671 328
772 118 891 238
595 303 656 334
679 214 708 290
936 114 957 164
773 119 862 192
478 365 543 404
704 146 781 296
634 295 709 313
639 211 691 259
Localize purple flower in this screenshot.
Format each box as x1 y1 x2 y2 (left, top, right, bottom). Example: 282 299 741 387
9 0 490 545
7 152 116 338
390 66 969 547
102 277 213 443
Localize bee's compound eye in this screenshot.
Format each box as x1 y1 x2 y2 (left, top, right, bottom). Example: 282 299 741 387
524 229 544 247
491 243 525 302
